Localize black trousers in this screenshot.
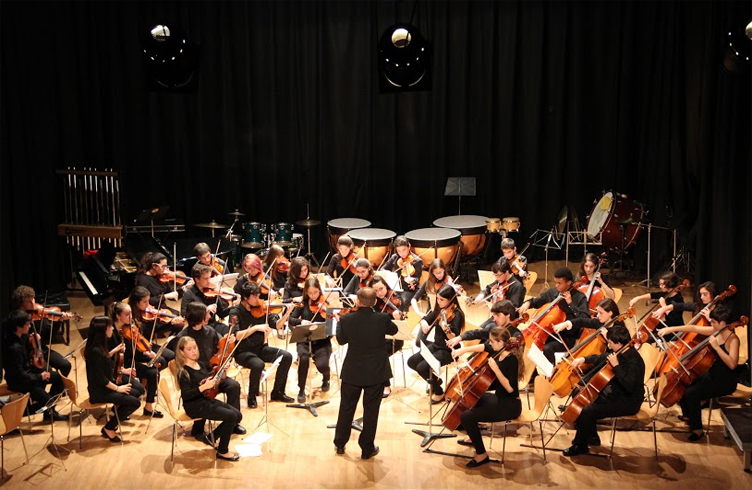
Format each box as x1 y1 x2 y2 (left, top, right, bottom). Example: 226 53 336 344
90 379 145 430
543 336 576 363
407 346 453 395
235 345 292 396
461 393 522 455
333 381 384 455
383 339 404 387
46 348 72 377
131 362 159 403
680 369 737 431
190 377 242 437
20 371 65 413
185 397 243 454
572 397 639 446
296 339 332 391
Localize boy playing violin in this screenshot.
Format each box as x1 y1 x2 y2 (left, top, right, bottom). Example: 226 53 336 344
473 260 525 311
181 263 239 336
501 238 528 281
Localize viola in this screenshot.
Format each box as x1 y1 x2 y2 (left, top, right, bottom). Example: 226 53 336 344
121 323 152 354
114 348 125 385
142 307 182 323
359 273 374 289
250 273 275 296
378 292 405 320
203 286 238 302
28 328 46 370
211 257 224 275
507 254 527 277
31 303 82 322
308 296 329 319
159 269 190 285
340 252 358 275
277 257 291 274
201 365 227 400
248 299 292 318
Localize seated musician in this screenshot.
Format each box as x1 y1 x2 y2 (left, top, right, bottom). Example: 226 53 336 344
283 257 311 301
628 271 685 336
369 275 405 397
234 253 278 301
12 285 72 377
288 277 332 403
653 281 716 324
181 264 238 337
228 281 294 408
473 261 525 311
175 302 246 441
518 267 589 363
85 316 145 442
175 336 243 461
562 325 644 456
410 258 454 316
407 285 465 403
577 253 615 300
501 238 528 281
110 301 166 418
381 235 423 307
3 310 68 421
195 242 226 277
135 252 193 323
343 258 374 298
447 300 522 349
326 235 357 288
552 298 620 338
128 286 180 359
450 326 524 468
658 305 739 441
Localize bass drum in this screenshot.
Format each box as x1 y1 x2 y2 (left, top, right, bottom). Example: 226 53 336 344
586 191 646 250
432 215 488 258
327 218 371 252
347 228 396 268
405 228 462 266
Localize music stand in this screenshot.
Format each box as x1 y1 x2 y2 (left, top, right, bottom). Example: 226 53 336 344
134 205 170 238
37 391 70 470
444 177 476 215
406 344 456 447
530 228 563 289
253 355 288 436
287 323 330 416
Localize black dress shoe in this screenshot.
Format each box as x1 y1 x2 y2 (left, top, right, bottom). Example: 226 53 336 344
248 397 258 409
270 392 294 403
588 435 601 447
43 410 69 422
688 431 704 442
361 446 379 460
101 427 121 443
194 432 217 447
563 444 589 457
233 425 247 435
457 439 474 447
466 456 490 468
216 452 240 461
321 380 330 392
335 445 345 455
144 409 164 418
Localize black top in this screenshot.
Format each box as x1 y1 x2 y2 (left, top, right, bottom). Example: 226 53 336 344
423 306 464 353
337 308 398 387
382 252 424 290
228 304 280 353
568 316 608 337
461 318 522 343
343 274 371 296
178 363 212 404
481 278 526 310
583 347 645 409
528 287 589 341
234 273 272 300
136 273 182 308
85 344 115 400
649 292 685 327
327 253 356 287
181 284 231 320
176 325 221 370
3 334 44 390
484 343 520 399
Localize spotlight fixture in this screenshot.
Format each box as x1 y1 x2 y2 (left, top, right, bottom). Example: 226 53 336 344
721 21 751 75
141 22 200 92
377 23 431 93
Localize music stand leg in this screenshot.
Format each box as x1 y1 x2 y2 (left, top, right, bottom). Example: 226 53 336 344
43 394 69 471
287 340 329 416
407 372 455 447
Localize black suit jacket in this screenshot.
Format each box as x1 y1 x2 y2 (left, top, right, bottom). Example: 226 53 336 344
337 308 398 387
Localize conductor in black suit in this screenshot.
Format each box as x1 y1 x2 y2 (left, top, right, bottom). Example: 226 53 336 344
333 287 398 459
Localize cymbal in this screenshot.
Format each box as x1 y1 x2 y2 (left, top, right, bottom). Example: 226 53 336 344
228 209 246 217
195 221 228 229
296 219 321 228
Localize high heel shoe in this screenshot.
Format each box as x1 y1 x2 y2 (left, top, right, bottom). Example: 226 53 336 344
101 427 121 443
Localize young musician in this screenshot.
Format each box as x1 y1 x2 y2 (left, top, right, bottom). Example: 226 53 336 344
228 281 294 408
473 260 525 310
629 271 686 332
410 259 453 316
176 302 246 441
552 298 620 338
128 286 178 361
326 235 357 288
343 259 374 297
195 242 226 276
369 275 405 397
234 253 278 301
501 238 528 281
263 244 289 292
407 285 465 403
576 253 615 300
136 252 193 318
283 257 311 301
85 316 145 442
562 325 645 456
446 300 522 349
288 277 332 403
3 310 68 421
110 302 165 417
333 288 398 459
381 235 423 307
181 263 237 337
653 281 716 323
12 285 72 377
658 305 740 441
451 326 524 468
518 267 589 362
175 336 243 461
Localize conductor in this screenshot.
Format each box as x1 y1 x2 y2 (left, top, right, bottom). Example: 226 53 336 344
333 287 398 459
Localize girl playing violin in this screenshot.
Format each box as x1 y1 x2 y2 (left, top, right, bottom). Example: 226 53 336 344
369 275 405 397
181 263 238 337
110 302 164 418
577 252 615 301
264 244 289 292
473 260 525 311
450 326 524 468
658 305 740 441
194 242 226 277
288 277 333 403
234 253 278 301
381 235 423 307
326 235 357 288
85 316 145 442
410 259 453 316
128 286 180 360
284 257 311 301
407 285 465 403
136 252 194 311
175 336 243 461
501 238 528 281
343 258 374 298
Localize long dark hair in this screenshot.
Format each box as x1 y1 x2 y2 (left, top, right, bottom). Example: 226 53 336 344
137 252 166 276
85 316 113 357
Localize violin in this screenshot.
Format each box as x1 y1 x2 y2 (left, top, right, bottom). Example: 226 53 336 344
114 347 125 384
28 326 46 370
159 269 190 285
250 273 275 297
340 252 358 275
248 299 294 318
211 257 224 275
211 317 237 369
379 292 405 320
308 296 329 319
398 255 416 278
277 257 291 274
121 323 152 354
31 303 82 322
203 286 238 302
507 254 527 277
359 273 374 289
142 307 182 323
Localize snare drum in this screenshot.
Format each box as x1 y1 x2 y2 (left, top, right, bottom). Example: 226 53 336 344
271 223 294 246
241 222 266 249
486 218 502 233
502 217 520 232
291 233 304 252
586 191 646 250
347 228 396 268
432 215 488 258
405 228 462 266
327 218 372 251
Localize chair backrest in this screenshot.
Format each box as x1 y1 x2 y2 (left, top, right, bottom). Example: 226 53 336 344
158 377 180 418
638 343 663 384
167 359 179 381
736 326 748 366
519 354 538 391
60 374 79 407
523 271 538 295
0 393 30 437
531 376 555 418
612 287 623 305
648 376 668 414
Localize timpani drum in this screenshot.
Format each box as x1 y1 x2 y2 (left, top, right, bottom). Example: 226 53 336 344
347 228 396 268
502 217 520 232
586 191 646 250
405 228 462 266
327 218 372 251
432 215 488 258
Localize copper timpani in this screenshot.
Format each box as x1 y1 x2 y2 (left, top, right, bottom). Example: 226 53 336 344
432 215 488 258
404 228 462 266
326 218 371 252
347 228 397 268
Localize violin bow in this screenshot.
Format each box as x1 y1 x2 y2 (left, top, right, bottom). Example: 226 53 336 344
127 322 137 383
40 291 53 372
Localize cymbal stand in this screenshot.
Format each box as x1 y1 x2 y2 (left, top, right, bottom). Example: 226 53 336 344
302 203 320 269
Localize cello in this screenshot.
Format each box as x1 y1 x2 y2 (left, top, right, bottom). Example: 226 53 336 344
632 279 691 345
576 253 607 316
521 293 568 352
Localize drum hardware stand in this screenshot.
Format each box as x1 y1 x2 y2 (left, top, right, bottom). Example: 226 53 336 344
531 228 562 289
299 203 321 269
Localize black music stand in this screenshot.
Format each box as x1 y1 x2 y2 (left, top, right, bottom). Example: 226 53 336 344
37 391 70 470
287 323 330 416
444 177 476 215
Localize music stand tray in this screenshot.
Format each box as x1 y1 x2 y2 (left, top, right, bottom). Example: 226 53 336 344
286 323 330 416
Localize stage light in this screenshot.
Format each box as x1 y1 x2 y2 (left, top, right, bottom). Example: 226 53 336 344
721 21 751 75
141 22 200 92
377 23 431 93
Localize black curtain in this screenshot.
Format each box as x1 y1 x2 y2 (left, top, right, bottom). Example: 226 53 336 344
2 0 750 317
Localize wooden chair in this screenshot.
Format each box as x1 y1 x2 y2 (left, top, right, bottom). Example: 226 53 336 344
612 287 623 305
0 393 30 478
523 271 538 296
518 354 539 409
60 375 122 449
158 377 211 463
637 343 663 403
608 376 668 460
